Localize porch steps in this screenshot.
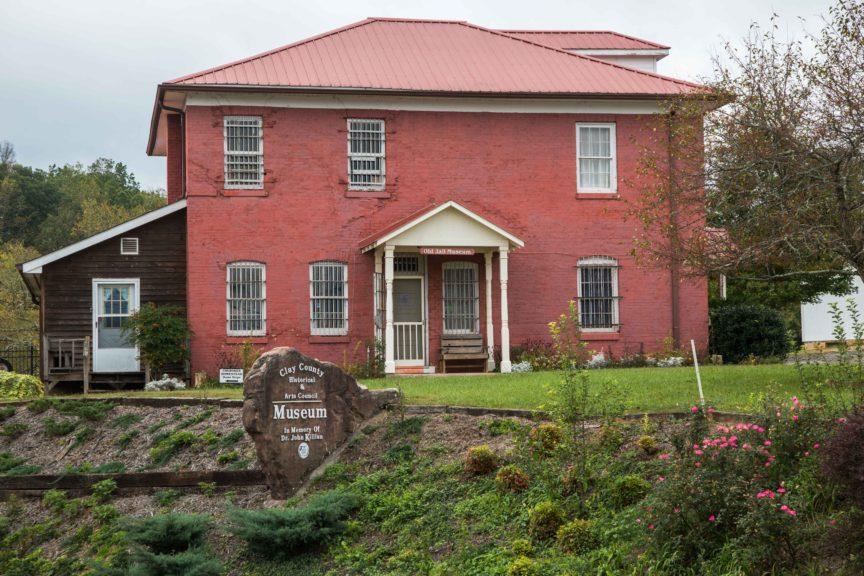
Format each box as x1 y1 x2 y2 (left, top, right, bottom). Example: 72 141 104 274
395 366 426 375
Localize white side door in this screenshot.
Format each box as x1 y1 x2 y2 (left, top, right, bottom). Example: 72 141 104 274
92 279 140 373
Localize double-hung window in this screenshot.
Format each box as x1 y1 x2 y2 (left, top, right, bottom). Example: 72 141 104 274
310 261 349 336
576 123 617 192
443 261 480 335
226 262 266 336
347 119 385 190
577 256 619 331
224 116 263 189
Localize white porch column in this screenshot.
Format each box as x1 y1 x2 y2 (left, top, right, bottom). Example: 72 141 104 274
499 246 511 373
384 246 396 374
484 251 495 371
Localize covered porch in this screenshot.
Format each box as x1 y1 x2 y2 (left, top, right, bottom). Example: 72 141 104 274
360 201 524 375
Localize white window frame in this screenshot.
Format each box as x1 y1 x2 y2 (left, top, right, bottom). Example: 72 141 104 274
576 123 617 193
120 237 139 256
442 261 480 335
226 261 267 337
347 118 386 191
576 256 620 332
224 116 264 190
310 261 349 336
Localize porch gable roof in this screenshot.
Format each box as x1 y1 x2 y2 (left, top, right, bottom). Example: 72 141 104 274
358 200 524 253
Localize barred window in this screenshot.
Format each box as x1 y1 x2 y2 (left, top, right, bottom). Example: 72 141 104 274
577 123 616 192
347 119 385 190
310 261 348 336
443 261 479 335
224 116 263 189
577 257 619 331
226 262 266 336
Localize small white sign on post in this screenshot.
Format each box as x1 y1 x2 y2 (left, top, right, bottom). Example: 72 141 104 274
219 368 244 385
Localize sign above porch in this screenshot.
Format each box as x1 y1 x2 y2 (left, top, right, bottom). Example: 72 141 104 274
419 247 475 256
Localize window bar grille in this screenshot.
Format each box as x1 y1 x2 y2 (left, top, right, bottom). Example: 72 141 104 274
347 119 385 190
310 261 348 336
578 264 619 330
224 117 263 189
443 262 479 335
227 263 266 336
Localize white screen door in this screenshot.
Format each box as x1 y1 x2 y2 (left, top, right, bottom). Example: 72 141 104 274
394 278 425 365
92 279 140 373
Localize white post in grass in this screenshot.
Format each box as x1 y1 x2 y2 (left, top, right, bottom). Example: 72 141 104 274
691 339 705 408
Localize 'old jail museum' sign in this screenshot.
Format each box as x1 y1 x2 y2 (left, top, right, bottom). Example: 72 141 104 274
242 347 398 498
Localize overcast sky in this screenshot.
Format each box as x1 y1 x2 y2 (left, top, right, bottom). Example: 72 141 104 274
0 0 833 191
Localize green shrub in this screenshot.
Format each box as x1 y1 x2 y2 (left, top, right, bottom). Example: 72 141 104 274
123 303 191 375
0 372 44 399
1 422 27 438
128 549 222 576
636 435 659 455
125 513 211 554
112 413 142 429
94 461 125 474
220 429 245 447
510 538 533 556
507 556 539 576
597 423 625 449
464 445 500 475
529 423 563 452
820 410 864 507
528 501 564 540
73 425 94 446
150 430 197 466
42 489 68 513
383 443 414 463
92 504 119 524
610 475 652 508
228 490 360 558
27 398 53 414
90 478 118 502
6 464 40 475
177 408 213 430
217 450 239 465
495 465 530 493
117 429 139 450
54 400 115 422
556 519 598 554
0 452 25 473
0 406 16 421
43 417 77 437
153 489 183 507
709 304 789 363
198 482 216 497
386 416 426 439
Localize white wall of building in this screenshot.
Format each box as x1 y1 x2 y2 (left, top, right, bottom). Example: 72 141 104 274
801 276 864 342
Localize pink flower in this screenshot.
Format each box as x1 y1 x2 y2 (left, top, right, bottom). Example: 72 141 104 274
804 451 810 456
708 407 716 414
777 487 786 494
780 505 789 511
708 514 715 522
657 476 665 482
813 443 820 449
793 415 799 422
829 519 836 525
691 406 699 414
694 449 704 456
695 462 702 468
838 417 847 424
648 524 655 530
658 453 671 460
674 507 681 513
742 443 752 450
764 440 772 446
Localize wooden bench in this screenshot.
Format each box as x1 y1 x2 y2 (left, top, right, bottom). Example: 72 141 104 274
441 335 488 373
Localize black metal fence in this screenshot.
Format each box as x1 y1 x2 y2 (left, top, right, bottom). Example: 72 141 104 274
0 343 39 376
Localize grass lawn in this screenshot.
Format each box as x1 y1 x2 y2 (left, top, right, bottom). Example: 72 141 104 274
41 364 805 413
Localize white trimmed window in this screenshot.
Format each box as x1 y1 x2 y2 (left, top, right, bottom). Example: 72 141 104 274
347 119 385 190
224 116 263 189
226 262 266 336
577 256 619 331
310 261 348 336
443 261 480 335
576 123 617 192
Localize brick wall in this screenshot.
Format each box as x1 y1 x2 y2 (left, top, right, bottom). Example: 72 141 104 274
182 105 708 376
166 114 183 204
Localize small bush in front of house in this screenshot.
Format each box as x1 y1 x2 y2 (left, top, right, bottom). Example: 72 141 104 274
144 375 187 392
123 303 191 376
228 490 360 558
709 304 789 363
528 501 565 540
556 519 598 554
610 474 652 509
0 371 44 399
820 410 864 507
43 416 77 437
464 445 500 475
529 423 563 452
496 465 530 493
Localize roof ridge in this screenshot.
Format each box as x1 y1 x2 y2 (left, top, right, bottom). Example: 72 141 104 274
496 29 669 50
463 22 701 91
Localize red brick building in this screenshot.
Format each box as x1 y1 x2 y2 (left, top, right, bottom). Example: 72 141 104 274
21 18 710 383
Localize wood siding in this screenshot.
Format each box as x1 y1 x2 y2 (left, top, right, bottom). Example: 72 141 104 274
42 210 186 339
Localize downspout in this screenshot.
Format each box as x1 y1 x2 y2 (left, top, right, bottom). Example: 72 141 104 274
159 92 186 198
667 108 681 348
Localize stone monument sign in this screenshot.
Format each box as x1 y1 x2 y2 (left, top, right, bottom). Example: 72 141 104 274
242 347 398 498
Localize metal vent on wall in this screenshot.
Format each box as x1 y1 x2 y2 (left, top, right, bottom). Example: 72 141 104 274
120 237 139 255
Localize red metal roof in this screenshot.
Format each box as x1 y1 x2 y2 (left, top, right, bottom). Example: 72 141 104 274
498 30 669 51
166 18 701 96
